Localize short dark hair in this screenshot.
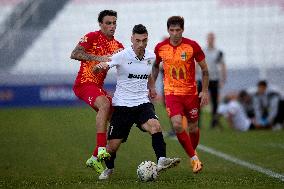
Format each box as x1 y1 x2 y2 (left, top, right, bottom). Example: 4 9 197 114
167 16 184 29
132 24 148 35
98 10 117 23
258 80 267 87
238 90 249 100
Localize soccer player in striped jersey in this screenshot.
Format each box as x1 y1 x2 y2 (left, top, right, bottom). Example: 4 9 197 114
70 10 123 174
151 16 209 173
94 24 180 180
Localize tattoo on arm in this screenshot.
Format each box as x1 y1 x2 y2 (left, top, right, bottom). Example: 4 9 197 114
71 45 91 61
70 45 106 62
198 60 209 92
202 70 209 77
201 68 209 92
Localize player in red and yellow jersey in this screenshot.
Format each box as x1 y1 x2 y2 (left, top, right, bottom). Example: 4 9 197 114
150 16 209 173
70 10 123 174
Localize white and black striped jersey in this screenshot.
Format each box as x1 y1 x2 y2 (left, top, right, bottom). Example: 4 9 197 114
107 47 155 107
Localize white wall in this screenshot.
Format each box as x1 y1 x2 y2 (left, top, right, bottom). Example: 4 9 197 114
9 0 284 77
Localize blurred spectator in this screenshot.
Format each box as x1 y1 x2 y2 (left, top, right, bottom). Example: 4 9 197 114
253 80 282 130
276 98 284 130
238 90 255 119
198 32 227 129
218 92 257 131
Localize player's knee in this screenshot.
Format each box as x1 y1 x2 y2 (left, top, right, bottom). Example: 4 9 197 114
101 103 111 112
188 122 198 133
150 125 161 134
96 96 111 111
172 120 183 132
148 119 162 134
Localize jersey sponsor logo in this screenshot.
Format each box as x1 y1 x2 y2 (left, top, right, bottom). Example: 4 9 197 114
128 74 149 79
169 65 186 80
128 62 132 65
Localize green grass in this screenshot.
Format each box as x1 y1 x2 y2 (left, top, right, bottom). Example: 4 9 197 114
0 104 284 189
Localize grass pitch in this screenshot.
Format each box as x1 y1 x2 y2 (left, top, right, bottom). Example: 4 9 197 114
0 104 284 188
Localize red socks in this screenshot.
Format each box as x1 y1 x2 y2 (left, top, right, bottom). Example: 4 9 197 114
176 130 195 158
189 128 200 150
92 133 107 157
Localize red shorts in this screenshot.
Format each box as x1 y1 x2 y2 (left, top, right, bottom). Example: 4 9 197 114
73 84 112 111
165 94 200 122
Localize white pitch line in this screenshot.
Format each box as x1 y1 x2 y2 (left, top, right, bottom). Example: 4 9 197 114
197 144 284 182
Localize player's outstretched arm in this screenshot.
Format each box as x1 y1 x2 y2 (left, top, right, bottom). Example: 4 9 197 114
70 45 110 62
93 62 109 73
151 61 160 83
148 74 157 99
147 61 160 99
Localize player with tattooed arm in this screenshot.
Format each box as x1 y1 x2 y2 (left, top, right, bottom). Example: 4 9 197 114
70 10 123 174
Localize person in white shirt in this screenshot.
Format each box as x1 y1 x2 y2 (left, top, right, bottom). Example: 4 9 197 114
94 24 180 180
218 93 256 131
198 32 227 128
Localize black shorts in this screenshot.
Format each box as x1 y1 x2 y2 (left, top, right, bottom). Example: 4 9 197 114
108 102 158 142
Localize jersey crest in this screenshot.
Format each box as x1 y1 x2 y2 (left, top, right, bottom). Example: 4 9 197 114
181 51 188 61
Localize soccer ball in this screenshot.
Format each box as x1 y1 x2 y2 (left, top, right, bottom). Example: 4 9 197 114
137 161 158 181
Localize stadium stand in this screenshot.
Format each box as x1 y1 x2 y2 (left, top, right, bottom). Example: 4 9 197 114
0 0 283 106
0 0 70 71
8 0 284 74
0 0 20 26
